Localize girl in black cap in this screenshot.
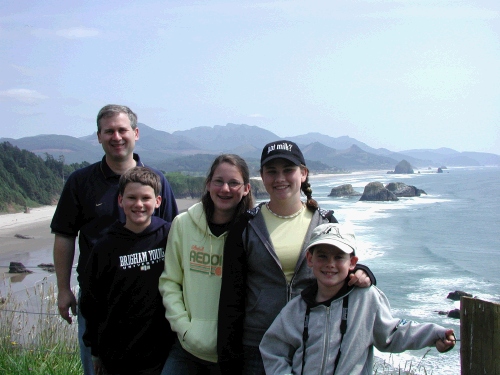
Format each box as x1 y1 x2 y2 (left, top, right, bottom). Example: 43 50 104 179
218 140 376 375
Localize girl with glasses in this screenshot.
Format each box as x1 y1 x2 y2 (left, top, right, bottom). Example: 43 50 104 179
159 154 253 374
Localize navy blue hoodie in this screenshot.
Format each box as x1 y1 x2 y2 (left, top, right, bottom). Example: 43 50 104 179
80 216 174 375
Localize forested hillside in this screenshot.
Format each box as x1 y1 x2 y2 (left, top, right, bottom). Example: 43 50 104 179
0 142 89 212
0 142 268 212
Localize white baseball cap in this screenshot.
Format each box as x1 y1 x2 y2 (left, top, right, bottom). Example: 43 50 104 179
305 223 357 255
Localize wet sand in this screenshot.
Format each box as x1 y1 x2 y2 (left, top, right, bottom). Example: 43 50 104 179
0 198 197 266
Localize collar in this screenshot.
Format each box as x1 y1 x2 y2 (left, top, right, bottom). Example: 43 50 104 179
100 153 143 179
301 280 352 307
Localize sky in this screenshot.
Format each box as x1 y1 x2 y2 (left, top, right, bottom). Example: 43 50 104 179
1 0 499 154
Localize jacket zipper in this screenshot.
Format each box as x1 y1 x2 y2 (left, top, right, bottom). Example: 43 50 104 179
319 305 330 375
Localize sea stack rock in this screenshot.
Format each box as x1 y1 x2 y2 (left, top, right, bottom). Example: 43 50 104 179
385 182 427 197
359 182 398 201
328 184 362 197
388 160 414 174
447 290 472 301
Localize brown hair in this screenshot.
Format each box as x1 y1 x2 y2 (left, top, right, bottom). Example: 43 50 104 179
300 165 319 212
201 154 254 222
119 166 161 196
96 104 138 132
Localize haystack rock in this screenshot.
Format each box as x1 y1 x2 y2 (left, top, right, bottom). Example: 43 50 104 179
387 160 414 174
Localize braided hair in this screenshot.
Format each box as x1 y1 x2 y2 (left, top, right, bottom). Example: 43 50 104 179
300 165 319 212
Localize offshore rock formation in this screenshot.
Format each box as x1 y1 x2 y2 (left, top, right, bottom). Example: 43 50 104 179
359 182 398 201
385 182 427 197
437 309 461 319
328 184 362 197
447 290 473 301
387 159 414 174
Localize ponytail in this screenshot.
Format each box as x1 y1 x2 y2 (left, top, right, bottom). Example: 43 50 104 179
300 166 318 212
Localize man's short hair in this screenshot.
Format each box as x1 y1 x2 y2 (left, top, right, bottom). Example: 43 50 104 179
118 167 161 196
96 104 138 132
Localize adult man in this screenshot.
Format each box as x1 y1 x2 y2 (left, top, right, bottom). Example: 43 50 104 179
51 104 178 375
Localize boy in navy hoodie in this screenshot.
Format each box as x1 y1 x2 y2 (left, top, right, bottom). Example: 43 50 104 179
80 166 174 375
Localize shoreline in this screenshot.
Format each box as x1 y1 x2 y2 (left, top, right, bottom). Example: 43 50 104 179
0 198 198 258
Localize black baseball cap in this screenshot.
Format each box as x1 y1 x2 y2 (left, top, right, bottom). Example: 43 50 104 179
260 140 306 168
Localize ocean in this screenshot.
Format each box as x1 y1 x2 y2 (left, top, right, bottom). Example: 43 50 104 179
306 166 500 374
2 166 498 373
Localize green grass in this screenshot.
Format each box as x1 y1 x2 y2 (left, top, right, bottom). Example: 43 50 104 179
0 281 82 375
0 280 433 375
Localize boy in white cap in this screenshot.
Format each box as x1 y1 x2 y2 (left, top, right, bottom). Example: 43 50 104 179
259 223 456 375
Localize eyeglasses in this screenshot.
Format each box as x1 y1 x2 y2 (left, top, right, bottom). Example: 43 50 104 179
211 179 243 189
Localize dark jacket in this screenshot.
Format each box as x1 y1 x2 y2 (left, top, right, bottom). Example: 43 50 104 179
50 154 178 283
217 203 375 372
80 217 174 375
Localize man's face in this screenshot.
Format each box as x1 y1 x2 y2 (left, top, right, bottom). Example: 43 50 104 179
97 113 139 162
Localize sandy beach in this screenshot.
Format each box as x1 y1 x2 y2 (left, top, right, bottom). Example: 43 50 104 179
0 198 198 259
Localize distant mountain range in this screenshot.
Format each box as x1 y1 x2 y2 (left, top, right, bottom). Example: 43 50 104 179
2 123 499 174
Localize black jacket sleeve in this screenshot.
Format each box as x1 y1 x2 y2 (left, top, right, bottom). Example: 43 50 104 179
353 263 377 286
217 214 250 374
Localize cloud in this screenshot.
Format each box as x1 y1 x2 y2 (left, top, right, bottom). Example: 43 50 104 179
0 89 48 104
248 113 265 118
11 64 36 76
55 27 99 39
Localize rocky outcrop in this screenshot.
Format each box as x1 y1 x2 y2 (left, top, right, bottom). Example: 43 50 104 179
387 160 414 174
447 309 460 319
359 182 398 201
9 262 33 274
385 182 427 197
447 290 472 301
437 167 443 173
328 184 362 197
436 309 461 319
